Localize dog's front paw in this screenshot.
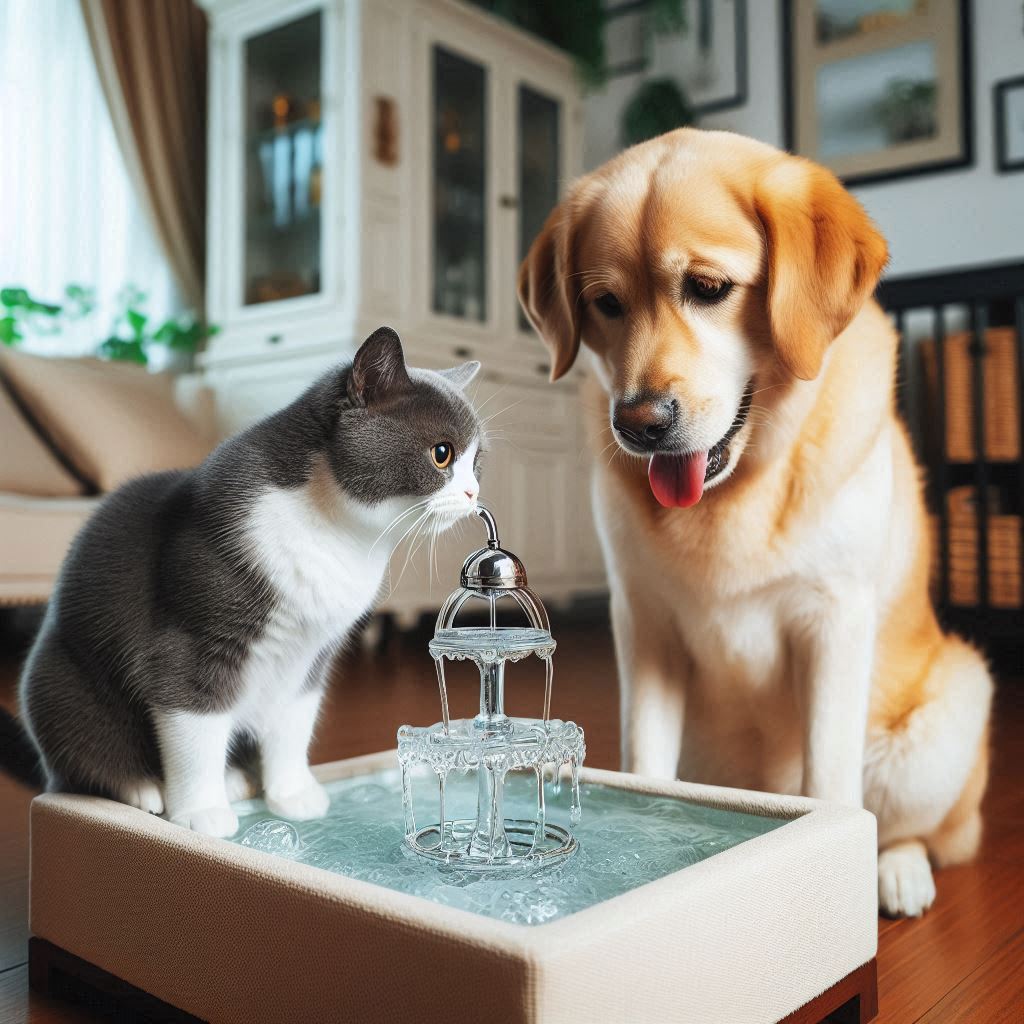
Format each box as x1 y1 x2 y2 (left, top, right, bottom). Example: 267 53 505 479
170 805 239 838
265 780 330 820
878 842 936 917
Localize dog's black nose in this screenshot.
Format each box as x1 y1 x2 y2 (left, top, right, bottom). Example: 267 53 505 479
613 397 676 449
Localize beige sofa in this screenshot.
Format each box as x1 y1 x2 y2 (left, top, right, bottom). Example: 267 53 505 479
0 350 216 606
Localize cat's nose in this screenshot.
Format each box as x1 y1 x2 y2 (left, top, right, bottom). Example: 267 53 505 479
465 489 477 501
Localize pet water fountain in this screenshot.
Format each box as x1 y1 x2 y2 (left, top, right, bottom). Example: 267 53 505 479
397 506 585 869
28 507 880 1024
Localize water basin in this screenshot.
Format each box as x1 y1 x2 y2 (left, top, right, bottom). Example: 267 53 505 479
228 767 789 926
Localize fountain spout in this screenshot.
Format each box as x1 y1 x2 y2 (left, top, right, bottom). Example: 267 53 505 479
474 505 501 550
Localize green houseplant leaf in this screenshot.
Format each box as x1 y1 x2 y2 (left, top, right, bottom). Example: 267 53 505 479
0 316 23 346
98 336 148 365
1 287 31 309
126 308 148 340
0 279 218 363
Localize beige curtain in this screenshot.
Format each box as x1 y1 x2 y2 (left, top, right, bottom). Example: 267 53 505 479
80 0 208 313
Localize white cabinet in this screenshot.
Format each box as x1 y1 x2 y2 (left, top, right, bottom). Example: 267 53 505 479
200 0 607 620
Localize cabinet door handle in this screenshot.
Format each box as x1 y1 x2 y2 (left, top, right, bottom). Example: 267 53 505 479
267 333 283 346
536 362 551 377
454 346 473 358
499 195 518 210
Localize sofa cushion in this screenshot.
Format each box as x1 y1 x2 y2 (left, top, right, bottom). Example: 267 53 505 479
0 349 213 492
0 380 85 497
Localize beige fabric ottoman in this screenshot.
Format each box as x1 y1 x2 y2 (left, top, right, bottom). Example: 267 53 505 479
28 751 877 1024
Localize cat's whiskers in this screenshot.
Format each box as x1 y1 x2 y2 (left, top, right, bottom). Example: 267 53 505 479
370 499 432 554
392 507 436 593
472 386 508 417
429 518 440 588
382 510 431 594
478 398 525 429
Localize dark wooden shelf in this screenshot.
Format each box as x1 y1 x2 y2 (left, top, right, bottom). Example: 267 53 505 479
880 260 1024 641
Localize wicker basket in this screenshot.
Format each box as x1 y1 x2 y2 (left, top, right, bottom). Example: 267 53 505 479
919 328 1020 462
928 487 1022 608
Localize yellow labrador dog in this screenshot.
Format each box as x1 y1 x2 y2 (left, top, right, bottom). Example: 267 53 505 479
519 129 992 917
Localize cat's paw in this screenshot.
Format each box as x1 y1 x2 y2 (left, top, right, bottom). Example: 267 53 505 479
170 805 239 838
225 766 260 802
118 779 165 815
265 781 330 820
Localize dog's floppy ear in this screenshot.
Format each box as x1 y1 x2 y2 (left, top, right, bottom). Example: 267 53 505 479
755 158 888 380
518 204 580 381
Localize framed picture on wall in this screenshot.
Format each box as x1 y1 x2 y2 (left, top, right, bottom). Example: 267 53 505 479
606 2 651 78
673 0 748 115
994 75 1024 172
782 0 973 186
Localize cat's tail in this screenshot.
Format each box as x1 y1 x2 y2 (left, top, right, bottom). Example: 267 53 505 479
0 706 44 789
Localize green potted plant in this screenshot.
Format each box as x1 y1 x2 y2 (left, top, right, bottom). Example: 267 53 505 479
0 282 217 370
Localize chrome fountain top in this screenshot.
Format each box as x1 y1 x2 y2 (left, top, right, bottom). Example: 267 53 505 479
459 506 528 590
397 506 585 870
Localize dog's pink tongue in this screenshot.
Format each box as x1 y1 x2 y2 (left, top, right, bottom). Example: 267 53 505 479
648 452 708 508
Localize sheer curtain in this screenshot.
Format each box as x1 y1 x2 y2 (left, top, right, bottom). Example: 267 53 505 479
0 0 178 357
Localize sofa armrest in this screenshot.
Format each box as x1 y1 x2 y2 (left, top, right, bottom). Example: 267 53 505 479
0 495 98 605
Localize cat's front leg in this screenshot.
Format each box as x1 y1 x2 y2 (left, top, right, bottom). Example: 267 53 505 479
260 686 330 820
153 710 238 837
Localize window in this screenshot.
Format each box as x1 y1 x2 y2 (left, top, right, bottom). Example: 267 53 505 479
0 0 177 357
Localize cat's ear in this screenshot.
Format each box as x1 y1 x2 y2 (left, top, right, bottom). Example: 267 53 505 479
349 326 412 404
437 360 480 390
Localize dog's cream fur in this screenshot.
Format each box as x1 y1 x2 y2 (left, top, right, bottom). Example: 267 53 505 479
519 129 992 917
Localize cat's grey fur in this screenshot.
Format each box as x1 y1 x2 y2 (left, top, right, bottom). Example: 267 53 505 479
13 327 481 830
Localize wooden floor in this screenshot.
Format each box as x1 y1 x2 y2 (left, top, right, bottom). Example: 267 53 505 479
0 616 1021 1023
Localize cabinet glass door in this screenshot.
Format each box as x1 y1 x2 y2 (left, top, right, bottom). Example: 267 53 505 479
517 85 560 331
432 47 487 323
243 11 323 307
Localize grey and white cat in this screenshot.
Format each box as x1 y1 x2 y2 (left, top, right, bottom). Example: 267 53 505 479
16 327 482 837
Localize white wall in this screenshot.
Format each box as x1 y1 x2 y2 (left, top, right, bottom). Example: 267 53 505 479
583 1 1024 277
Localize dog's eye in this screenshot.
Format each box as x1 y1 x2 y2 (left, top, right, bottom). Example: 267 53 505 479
686 275 732 304
431 443 453 469
594 292 625 318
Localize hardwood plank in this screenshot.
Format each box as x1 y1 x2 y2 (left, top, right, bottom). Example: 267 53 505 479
877 916 904 939
0 777 32 973
29 938 202 1023
0 964 97 1024
0 877 28 976
916 928 1024 1024
876 861 1024 1022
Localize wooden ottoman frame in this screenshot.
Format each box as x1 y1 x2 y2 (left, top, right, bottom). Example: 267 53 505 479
28 938 877 1023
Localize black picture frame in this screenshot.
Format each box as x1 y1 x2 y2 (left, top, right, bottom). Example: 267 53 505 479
603 0 748 113
687 0 748 117
994 75 1024 173
605 1 651 78
781 0 975 188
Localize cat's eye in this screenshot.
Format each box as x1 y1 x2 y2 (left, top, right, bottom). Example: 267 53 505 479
431 443 453 469
685 274 732 304
594 292 624 318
